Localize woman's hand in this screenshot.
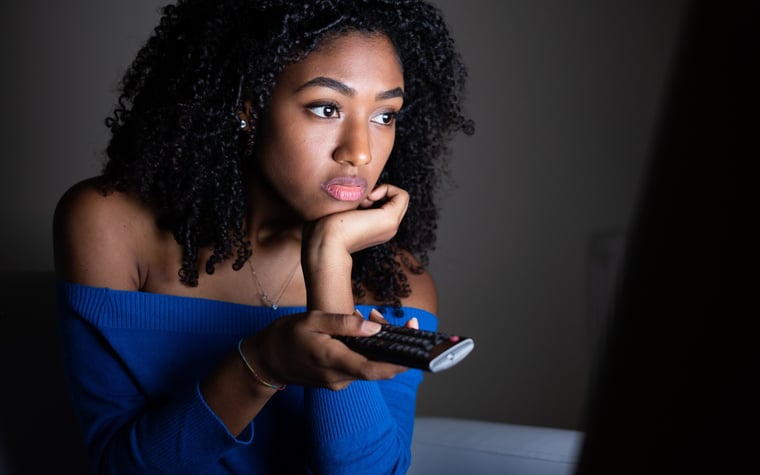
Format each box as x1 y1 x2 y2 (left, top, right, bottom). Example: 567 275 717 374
366 307 419 330
242 308 409 391
304 184 409 255
202 307 411 436
301 184 409 314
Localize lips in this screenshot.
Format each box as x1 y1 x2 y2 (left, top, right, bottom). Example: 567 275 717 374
321 176 368 202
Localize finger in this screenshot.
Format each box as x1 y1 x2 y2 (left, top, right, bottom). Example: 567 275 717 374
366 183 391 202
364 183 408 205
374 184 407 206
314 339 405 381
308 311 382 336
359 197 375 208
404 317 419 329
355 361 409 380
329 352 408 381
377 186 409 218
359 183 395 208
368 308 389 325
319 360 406 388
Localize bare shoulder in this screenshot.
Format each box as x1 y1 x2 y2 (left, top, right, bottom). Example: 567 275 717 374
397 250 439 316
53 177 154 290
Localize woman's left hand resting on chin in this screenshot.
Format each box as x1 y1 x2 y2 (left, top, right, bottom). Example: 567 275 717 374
302 184 410 314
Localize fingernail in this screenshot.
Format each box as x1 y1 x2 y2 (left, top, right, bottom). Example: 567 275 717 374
361 320 382 335
370 309 383 318
353 308 365 318
408 317 419 329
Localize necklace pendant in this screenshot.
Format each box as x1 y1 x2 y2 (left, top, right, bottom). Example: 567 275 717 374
248 256 301 312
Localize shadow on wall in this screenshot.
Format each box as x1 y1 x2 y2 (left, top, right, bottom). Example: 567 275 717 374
0 272 89 474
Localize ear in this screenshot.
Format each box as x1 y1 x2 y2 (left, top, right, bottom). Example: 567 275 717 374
238 100 253 131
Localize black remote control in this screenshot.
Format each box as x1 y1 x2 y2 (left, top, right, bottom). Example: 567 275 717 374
334 324 474 372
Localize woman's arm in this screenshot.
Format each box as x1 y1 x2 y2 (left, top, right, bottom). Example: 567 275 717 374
304 264 438 475
297 184 439 474
57 289 259 473
302 183 411 314
54 181 271 472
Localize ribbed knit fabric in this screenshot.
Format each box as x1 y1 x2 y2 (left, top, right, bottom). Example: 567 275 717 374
56 282 437 474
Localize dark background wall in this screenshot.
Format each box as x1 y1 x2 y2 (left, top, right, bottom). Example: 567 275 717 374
0 0 686 431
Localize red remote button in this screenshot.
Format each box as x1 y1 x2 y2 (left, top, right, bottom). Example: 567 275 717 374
449 335 460 342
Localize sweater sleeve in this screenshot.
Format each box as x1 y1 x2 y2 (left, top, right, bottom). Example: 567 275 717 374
57 284 438 474
303 308 437 475
57 284 255 474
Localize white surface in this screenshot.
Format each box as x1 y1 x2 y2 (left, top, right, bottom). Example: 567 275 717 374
409 417 583 475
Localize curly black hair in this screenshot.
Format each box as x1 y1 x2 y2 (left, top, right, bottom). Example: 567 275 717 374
102 0 473 309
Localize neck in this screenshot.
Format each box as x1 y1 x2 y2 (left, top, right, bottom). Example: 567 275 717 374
245 174 304 246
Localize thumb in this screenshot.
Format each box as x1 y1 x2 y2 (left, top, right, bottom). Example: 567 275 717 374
312 310 382 336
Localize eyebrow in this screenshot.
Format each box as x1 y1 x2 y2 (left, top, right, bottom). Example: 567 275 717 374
296 76 404 100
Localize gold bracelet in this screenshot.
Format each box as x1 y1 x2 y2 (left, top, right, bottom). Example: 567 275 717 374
237 338 286 391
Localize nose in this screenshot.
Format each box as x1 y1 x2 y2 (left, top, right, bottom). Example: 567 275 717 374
333 119 372 167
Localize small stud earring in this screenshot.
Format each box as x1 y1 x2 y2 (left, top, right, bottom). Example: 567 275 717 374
240 119 248 129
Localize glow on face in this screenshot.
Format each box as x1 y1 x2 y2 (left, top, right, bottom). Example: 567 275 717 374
254 32 404 221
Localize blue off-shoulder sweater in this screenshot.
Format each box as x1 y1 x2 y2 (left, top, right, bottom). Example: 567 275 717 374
56 282 438 474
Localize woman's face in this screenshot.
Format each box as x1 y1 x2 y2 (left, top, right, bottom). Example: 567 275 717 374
253 31 404 222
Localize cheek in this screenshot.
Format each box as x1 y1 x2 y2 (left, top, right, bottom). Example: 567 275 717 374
372 132 395 168
300 132 332 161
264 135 327 194
262 124 313 170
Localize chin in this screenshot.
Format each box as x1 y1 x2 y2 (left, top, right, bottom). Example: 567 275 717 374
301 201 362 221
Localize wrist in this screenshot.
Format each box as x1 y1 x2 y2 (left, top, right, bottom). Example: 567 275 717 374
238 337 286 392
301 219 352 266
302 223 355 313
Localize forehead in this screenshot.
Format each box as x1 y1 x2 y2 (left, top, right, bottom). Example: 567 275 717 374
277 31 404 90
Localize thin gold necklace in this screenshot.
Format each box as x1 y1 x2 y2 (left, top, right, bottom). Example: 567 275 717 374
246 255 301 310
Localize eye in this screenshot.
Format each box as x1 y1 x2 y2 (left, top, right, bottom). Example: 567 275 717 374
308 103 340 119
370 111 397 126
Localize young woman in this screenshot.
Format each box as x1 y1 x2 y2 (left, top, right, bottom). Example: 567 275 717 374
53 1 472 473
